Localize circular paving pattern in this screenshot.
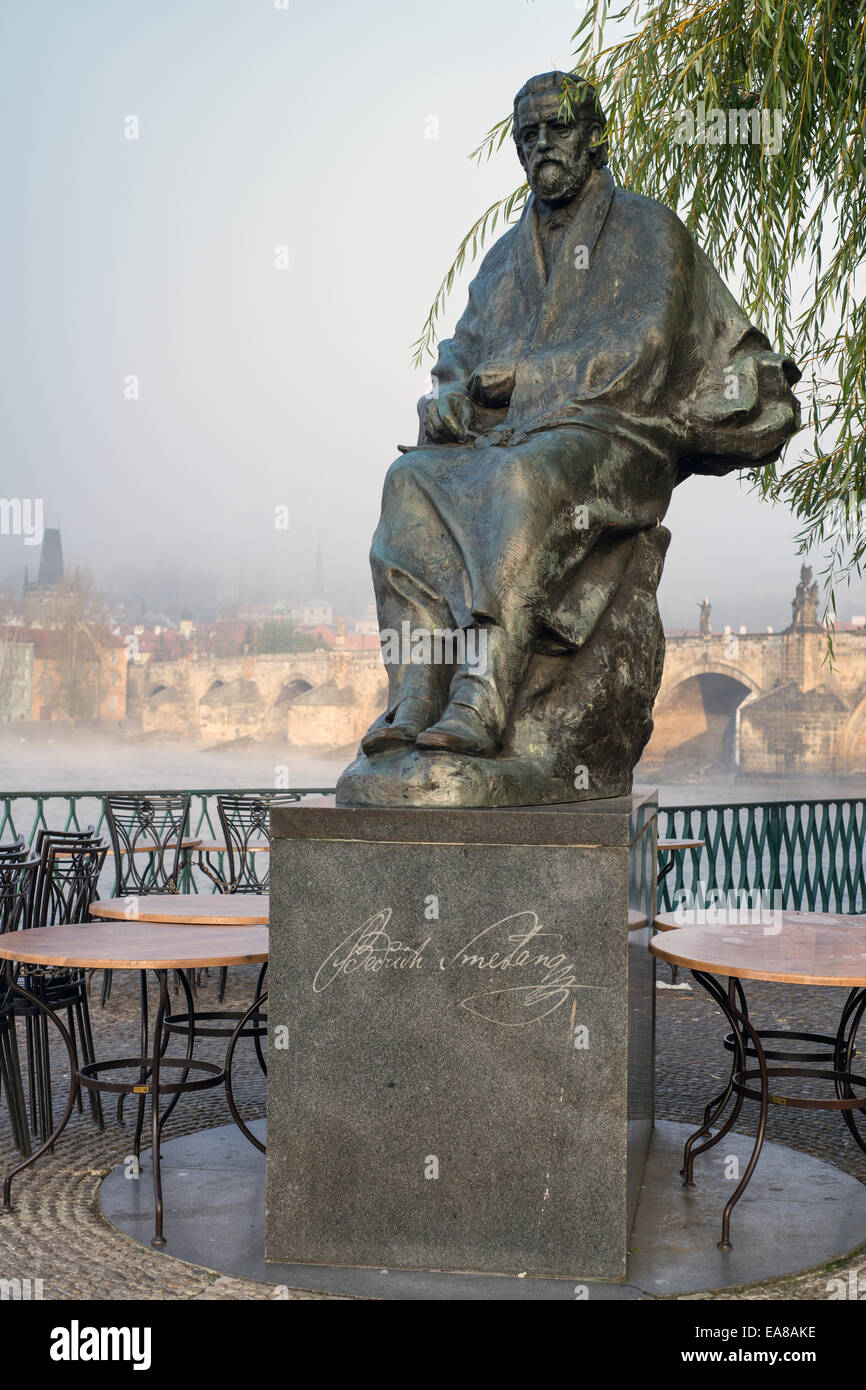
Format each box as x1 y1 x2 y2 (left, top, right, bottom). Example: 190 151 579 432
0 965 863 1300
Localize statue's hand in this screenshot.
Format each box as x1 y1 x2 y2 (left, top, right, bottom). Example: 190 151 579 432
420 390 476 443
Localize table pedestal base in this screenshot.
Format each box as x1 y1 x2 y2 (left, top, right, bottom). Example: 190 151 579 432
684 971 866 1249
0 963 266 1245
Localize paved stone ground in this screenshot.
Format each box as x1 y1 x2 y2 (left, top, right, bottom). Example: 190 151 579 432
0 965 863 1301
656 973 866 1300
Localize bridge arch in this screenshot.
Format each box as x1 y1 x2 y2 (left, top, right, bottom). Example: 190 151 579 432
274 678 313 706
264 677 315 737
656 660 762 706
647 663 761 770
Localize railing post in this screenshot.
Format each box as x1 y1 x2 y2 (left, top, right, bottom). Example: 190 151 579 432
767 801 783 907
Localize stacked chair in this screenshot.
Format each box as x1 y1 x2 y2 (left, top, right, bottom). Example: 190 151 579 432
0 841 37 1153
0 829 107 1148
29 829 108 1135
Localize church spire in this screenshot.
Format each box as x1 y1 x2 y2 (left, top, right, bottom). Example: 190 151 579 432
313 537 325 598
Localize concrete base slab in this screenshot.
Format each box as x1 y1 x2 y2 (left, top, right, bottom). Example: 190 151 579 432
99 1120 866 1300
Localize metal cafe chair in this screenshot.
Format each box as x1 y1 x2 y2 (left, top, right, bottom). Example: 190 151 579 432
0 838 28 862
100 794 193 1006
103 794 192 898
102 794 198 1135
216 794 298 893
25 833 108 1136
208 793 296 1002
0 856 39 1155
32 824 113 1001
157 793 283 1072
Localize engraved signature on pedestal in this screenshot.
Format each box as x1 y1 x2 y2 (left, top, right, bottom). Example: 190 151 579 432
312 909 578 1026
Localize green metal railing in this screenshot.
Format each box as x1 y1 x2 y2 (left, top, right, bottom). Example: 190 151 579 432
2 790 864 914
0 789 334 895
657 799 866 915
0 789 334 848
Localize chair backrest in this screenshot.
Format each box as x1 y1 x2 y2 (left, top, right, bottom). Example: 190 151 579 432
33 826 97 856
0 858 39 935
216 794 298 892
32 837 107 929
103 795 191 896
0 837 27 863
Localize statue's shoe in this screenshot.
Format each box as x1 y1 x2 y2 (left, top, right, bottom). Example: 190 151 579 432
361 698 439 755
415 702 499 757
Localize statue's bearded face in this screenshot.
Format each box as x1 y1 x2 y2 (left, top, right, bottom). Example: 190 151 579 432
516 91 598 204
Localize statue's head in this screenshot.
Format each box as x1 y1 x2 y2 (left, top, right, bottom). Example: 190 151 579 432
513 71 608 204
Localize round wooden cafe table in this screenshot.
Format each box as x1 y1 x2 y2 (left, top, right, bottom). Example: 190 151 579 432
89 895 269 1086
656 837 704 883
0 923 268 1247
651 914 866 1251
89 893 269 926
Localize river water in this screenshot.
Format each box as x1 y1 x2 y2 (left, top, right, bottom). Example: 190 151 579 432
1 728 864 806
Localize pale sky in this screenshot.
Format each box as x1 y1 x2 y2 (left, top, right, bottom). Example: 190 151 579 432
1 0 862 632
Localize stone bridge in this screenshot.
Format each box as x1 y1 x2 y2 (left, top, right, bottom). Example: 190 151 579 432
129 588 866 775
129 648 387 751
643 626 866 775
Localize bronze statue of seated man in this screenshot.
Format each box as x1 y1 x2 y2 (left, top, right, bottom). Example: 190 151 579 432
337 70 800 809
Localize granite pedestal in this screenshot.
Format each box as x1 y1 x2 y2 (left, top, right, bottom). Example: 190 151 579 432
266 792 657 1280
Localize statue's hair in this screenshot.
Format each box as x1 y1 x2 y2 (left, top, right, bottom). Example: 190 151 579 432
512 71 609 168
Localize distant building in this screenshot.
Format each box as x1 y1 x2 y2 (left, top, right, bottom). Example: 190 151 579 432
21 527 73 624
0 624 126 722
0 635 33 722
23 527 64 594
129 627 189 662
290 599 334 627
353 603 379 638
342 632 380 652
284 538 335 627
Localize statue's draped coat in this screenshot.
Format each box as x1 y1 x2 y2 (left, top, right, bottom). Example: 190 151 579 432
431 165 800 479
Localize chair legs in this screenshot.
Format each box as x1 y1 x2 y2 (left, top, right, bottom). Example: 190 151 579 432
15 978 104 1145
0 1019 31 1157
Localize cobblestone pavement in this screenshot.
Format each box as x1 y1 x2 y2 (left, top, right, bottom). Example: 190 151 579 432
0 965 863 1301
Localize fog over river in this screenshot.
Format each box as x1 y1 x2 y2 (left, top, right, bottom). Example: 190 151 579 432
1 728 863 807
